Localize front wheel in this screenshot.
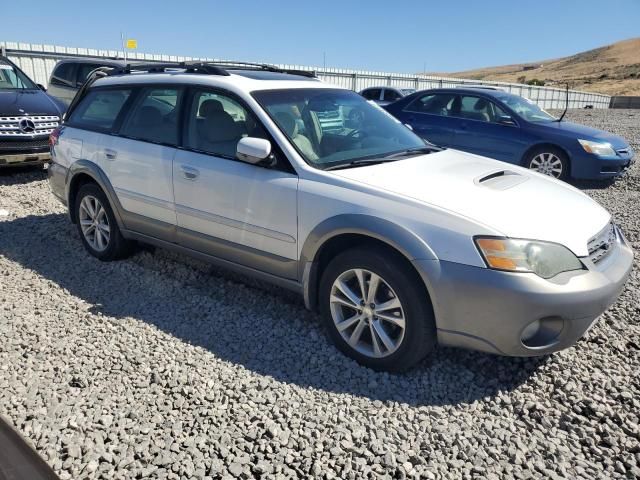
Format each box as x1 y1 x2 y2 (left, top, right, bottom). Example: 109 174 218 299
524 147 569 180
319 247 436 372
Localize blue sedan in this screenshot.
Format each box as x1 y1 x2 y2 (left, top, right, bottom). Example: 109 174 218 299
384 87 634 180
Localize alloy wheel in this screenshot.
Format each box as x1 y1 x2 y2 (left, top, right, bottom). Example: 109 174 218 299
329 268 406 358
79 195 110 252
529 152 564 178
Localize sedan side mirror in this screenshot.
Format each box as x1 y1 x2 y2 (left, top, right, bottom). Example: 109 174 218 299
236 137 273 165
497 115 517 126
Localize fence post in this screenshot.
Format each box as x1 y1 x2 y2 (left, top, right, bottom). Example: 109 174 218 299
352 73 358 91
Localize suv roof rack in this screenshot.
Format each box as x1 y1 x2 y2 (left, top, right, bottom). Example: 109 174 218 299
105 60 316 78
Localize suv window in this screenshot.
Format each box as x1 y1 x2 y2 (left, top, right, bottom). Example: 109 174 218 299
405 93 456 115
184 89 267 158
75 64 103 87
119 88 182 145
382 89 402 102
68 88 131 131
51 62 76 87
361 89 381 101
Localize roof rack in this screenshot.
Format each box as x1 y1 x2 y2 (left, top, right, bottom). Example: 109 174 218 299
104 60 316 78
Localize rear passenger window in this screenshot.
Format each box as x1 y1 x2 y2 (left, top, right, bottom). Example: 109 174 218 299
405 93 455 115
51 63 75 87
383 89 402 102
119 88 182 145
362 89 381 101
68 88 131 131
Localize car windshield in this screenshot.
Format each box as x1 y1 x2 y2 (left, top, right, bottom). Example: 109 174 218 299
495 92 556 122
252 88 427 168
0 64 37 90
400 89 416 95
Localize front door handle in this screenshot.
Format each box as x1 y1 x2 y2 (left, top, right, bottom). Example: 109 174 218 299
104 148 117 160
180 165 200 180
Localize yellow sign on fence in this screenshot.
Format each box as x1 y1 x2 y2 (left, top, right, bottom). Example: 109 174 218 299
126 39 137 49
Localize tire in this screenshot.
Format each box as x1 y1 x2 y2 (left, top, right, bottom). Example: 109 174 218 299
319 246 436 372
74 183 133 261
523 146 569 180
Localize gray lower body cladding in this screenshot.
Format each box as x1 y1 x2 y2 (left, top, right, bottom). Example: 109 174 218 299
413 234 633 356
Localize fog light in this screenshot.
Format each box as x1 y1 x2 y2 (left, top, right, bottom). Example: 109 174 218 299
521 320 541 342
521 316 564 349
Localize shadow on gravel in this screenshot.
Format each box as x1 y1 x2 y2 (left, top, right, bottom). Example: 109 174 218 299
0 213 547 406
0 165 47 186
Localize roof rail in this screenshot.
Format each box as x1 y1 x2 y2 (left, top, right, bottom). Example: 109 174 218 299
202 61 317 78
105 60 316 78
110 62 230 76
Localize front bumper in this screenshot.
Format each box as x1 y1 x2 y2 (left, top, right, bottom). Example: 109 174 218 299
571 149 635 179
413 231 633 356
0 151 50 167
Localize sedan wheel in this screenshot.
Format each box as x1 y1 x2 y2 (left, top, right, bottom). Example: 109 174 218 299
528 152 564 178
330 268 406 359
79 195 111 251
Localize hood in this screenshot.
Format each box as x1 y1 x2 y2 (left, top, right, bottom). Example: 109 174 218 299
537 120 629 149
0 90 64 117
332 149 610 257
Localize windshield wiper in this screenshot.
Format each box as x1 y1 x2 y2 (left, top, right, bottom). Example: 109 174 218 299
323 158 398 171
382 145 441 159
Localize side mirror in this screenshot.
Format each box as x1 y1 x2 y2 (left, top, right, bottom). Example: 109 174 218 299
497 115 516 126
236 137 273 165
37 84 47 91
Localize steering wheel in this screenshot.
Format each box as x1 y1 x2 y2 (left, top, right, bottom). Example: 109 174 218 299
347 128 367 140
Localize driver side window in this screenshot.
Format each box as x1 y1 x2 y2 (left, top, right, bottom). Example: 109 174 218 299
184 90 267 159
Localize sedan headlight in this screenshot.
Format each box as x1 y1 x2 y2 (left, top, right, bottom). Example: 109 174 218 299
475 237 583 279
578 139 616 157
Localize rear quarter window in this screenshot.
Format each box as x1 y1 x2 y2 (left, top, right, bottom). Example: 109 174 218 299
67 88 132 132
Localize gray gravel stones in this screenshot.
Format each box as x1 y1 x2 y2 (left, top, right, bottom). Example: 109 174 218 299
1 109 639 479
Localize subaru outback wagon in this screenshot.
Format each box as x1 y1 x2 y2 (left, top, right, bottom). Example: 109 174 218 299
48 62 633 371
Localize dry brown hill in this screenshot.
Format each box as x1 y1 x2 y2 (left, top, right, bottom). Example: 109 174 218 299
441 38 640 96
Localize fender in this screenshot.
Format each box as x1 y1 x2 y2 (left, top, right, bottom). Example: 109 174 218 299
299 214 438 310
66 160 126 230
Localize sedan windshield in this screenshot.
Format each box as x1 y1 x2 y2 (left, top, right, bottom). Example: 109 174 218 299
0 64 37 90
252 88 427 169
495 92 556 122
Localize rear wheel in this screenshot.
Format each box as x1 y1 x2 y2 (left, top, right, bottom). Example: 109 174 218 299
75 183 133 261
319 247 436 372
524 147 569 180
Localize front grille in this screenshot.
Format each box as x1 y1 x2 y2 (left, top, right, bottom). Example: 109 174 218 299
0 115 60 138
587 222 616 264
0 138 49 151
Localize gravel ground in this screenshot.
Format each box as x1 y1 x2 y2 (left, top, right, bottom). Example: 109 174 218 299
1 109 639 480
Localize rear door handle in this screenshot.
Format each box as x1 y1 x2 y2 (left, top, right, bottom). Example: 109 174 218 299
104 148 117 160
180 165 200 180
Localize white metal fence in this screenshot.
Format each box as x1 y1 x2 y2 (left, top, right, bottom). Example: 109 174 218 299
1 41 612 109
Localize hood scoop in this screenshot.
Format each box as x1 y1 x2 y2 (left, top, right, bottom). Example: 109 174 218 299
475 170 529 190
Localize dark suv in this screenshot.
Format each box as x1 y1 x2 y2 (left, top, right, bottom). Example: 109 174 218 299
48 58 123 106
0 56 64 168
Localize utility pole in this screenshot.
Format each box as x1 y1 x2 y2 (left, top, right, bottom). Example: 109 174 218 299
323 52 326 71
121 32 127 63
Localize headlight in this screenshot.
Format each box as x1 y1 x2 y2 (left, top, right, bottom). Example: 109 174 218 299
475 237 583 279
578 139 616 157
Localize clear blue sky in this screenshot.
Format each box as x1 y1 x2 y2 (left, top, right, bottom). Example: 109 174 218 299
4 0 639 73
